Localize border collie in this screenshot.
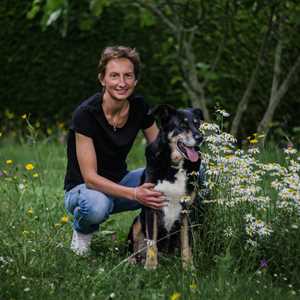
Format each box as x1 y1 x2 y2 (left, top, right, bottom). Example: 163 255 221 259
128 105 204 269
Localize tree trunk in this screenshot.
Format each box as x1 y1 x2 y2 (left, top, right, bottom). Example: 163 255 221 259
230 66 261 137
181 40 211 121
230 9 274 137
257 46 300 137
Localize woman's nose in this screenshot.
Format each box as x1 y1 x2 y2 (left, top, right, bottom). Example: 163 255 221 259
118 76 127 86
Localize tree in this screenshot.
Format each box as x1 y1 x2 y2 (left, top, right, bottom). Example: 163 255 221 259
27 0 300 140
230 4 276 137
257 5 300 139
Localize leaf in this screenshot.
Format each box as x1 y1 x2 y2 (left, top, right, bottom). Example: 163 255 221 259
41 0 66 28
202 71 219 81
196 62 210 70
45 0 66 12
170 75 182 85
90 0 110 17
27 0 43 20
140 8 156 27
46 9 62 26
79 17 95 31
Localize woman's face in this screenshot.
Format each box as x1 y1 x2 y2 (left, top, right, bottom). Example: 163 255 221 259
100 58 137 102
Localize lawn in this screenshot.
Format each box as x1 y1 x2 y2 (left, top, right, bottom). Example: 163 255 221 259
0 126 299 300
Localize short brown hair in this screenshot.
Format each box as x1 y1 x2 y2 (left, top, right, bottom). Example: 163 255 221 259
98 46 141 80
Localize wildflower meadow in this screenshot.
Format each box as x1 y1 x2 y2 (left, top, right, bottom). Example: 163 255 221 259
0 113 299 300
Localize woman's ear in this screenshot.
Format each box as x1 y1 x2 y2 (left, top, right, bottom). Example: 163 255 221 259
98 74 104 86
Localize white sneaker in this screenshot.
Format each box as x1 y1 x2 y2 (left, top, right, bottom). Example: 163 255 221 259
70 230 93 256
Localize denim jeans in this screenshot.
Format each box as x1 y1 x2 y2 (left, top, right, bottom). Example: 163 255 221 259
64 165 207 234
64 168 144 234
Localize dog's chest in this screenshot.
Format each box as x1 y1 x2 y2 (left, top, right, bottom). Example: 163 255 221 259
155 170 187 232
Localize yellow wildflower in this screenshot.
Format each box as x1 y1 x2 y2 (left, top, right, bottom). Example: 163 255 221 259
170 292 181 300
6 160 13 164
32 173 39 178
5 110 14 119
58 122 65 129
249 139 258 144
190 282 197 290
189 171 198 176
27 208 33 215
47 128 53 135
60 215 69 224
25 163 34 171
21 114 27 119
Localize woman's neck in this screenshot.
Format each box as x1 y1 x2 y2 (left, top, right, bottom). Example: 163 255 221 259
102 92 129 116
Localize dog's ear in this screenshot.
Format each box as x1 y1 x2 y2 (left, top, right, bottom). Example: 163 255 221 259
192 108 204 121
150 104 176 124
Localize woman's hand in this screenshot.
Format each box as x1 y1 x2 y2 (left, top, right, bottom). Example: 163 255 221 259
134 183 166 209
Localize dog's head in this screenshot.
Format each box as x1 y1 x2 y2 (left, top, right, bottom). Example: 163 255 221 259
152 104 204 164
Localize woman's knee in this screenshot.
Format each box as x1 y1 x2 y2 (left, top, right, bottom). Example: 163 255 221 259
119 168 145 187
78 189 113 224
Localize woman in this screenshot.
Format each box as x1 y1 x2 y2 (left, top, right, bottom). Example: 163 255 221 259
64 46 165 256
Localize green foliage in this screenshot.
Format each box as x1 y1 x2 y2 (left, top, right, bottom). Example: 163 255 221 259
0 133 299 299
0 1 183 125
89 0 111 17
26 0 43 20
2 0 300 141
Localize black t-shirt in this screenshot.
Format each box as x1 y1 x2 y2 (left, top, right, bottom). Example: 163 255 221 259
64 92 155 191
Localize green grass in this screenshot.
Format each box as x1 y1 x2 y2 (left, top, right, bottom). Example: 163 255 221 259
0 136 299 300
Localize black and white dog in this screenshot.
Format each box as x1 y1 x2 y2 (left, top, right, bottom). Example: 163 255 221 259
128 105 204 269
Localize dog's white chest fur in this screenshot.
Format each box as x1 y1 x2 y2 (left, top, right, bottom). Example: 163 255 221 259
155 169 187 232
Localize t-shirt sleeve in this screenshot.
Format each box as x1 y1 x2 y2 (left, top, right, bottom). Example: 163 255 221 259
140 99 155 130
70 107 95 138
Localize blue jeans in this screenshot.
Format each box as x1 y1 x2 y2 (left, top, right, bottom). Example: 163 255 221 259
64 165 207 234
64 168 144 234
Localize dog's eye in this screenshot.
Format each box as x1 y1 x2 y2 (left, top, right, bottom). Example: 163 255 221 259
194 119 202 126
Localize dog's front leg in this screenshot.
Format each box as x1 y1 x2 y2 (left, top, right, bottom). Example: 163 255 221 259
144 209 158 270
180 196 193 270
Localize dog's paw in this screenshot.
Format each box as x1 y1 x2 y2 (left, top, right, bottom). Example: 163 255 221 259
144 260 158 270
144 245 158 270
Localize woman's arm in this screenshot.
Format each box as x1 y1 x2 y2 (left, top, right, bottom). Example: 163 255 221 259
143 122 159 144
75 132 165 208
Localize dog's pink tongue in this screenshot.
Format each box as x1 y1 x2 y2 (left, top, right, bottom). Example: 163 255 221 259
185 147 199 162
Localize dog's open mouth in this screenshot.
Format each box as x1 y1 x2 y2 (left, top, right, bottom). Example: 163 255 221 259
176 140 199 162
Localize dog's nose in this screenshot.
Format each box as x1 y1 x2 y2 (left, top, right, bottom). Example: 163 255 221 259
194 133 203 144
